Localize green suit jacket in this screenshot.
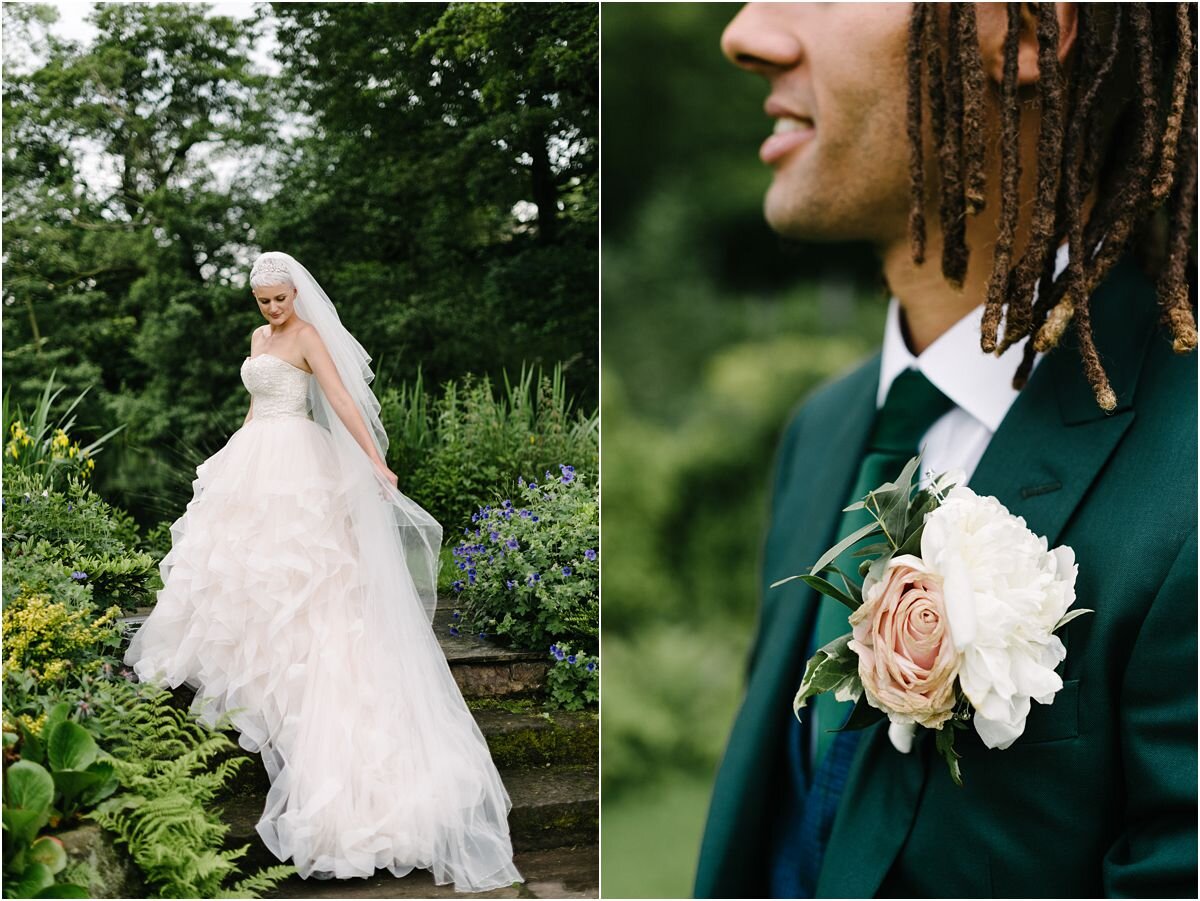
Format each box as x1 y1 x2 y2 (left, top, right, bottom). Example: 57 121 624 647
695 260 1198 898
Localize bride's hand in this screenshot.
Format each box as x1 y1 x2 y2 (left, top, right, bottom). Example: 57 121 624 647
373 460 399 491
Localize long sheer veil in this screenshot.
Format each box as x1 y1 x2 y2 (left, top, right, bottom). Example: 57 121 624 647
252 251 442 622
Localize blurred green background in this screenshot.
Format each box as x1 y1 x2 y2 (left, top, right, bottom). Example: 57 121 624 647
600 5 886 897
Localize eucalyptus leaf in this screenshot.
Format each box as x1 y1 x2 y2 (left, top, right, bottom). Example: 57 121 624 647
1053 608 1094 632
798 574 860 611
849 541 892 559
895 522 925 558
935 723 964 788
906 487 940 531
822 565 863 605
810 520 884 576
867 456 922 546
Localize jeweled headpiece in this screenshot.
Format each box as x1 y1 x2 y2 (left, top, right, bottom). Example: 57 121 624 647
250 253 294 288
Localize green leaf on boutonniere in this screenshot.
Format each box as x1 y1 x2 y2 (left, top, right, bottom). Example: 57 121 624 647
906 487 941 528
894 522 925 558
863 455 921 547
1053 608 1094 632
833 694 886 732
822 565 864 606
850 541 893 559
794 574 860 611
809 520 883 576
794 633 858 715
935 722 965 788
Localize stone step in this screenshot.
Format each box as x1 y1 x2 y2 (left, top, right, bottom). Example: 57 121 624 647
216 764 598 873
118 602 550 701
261 843 598 899
432 606 549 700
206 702 597 799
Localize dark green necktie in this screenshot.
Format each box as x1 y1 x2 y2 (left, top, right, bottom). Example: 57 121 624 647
811 367 955 765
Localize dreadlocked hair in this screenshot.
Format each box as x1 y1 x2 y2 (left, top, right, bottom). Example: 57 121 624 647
906 2 1198 410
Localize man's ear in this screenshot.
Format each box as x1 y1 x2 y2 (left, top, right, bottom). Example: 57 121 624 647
976 2 1079 86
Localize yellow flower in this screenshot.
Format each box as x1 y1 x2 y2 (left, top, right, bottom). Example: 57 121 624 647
2 592 120 688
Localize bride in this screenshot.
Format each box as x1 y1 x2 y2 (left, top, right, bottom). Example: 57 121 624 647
123 251 523 892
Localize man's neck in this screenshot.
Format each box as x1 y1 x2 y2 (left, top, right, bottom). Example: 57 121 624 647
880 237 994 356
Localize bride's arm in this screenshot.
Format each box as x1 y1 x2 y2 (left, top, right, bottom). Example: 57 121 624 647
298 326 388 469
243 327 261 426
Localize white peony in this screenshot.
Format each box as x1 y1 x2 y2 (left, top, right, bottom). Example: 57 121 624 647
920 486 1079 750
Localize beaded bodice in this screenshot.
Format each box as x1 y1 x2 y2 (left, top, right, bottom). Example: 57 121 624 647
241 354 312 421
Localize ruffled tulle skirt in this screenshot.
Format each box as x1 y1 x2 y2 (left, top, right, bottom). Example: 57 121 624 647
124 415 522 891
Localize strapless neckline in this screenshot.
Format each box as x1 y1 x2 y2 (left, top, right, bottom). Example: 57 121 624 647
244 353 312 375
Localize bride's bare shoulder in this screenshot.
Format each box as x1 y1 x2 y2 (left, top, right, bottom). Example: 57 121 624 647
249 324 267 350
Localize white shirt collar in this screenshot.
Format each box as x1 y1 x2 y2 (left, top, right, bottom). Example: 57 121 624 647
877 243 1069 432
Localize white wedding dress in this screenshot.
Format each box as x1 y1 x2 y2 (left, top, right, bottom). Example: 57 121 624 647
124 352 522 892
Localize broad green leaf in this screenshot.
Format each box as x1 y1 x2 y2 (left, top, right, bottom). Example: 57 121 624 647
28 836 67 875
17 722 45 767
51 770 105 809
793 634 857 713
4 761 54 841
810 520 884 577
43 704 70 739
11 862 55 899
46 722 97 773
1053 608 1094 632
2 808 46 848
33 886 91 899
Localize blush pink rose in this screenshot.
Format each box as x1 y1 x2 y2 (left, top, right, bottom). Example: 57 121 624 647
848 555 960 730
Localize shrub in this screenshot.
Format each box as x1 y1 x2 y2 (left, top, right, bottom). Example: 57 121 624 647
451 466 598 658
379 364 599 530
2 590 124 691
546 642 599 711
3 471 157 617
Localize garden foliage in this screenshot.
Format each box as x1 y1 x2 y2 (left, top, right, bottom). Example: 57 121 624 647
380 364 598 533
451 466 599 709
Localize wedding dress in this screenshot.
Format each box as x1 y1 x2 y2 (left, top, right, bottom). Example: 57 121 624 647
123 255 522 892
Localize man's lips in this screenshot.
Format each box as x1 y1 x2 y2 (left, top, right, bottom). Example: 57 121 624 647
760 114 816 165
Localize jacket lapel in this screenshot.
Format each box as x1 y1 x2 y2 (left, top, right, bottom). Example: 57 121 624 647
696 359 879 896
817 259 1154 898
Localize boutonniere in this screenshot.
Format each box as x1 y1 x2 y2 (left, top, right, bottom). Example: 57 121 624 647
774 457 1089 785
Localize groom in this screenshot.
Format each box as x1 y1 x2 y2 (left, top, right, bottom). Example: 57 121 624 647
696 4 1197 898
